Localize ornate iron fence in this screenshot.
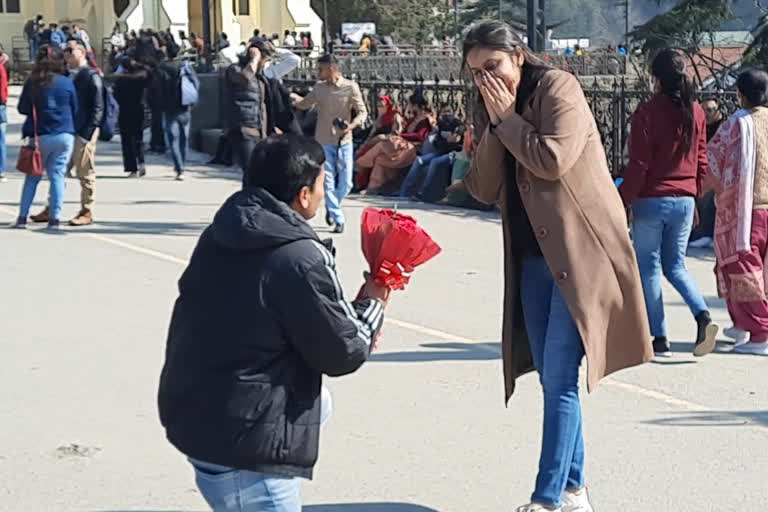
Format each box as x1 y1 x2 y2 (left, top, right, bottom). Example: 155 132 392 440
285 75 741 175
288 54 638 82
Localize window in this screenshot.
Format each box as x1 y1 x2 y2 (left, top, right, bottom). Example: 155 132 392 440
1 0 21 13
238 0 249 15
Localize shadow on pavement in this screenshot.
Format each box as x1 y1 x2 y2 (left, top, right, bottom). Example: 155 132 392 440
96 506 440 512
372 342 500 362
644 410 768 428
75 220 209 236
305 504 441 511
348 195 501 224
667 295 726 310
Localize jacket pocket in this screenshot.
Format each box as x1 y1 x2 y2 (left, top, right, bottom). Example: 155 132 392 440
226 381 273 421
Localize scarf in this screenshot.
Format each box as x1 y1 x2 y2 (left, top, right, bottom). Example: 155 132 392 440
378 95 398 126
708 109 757 266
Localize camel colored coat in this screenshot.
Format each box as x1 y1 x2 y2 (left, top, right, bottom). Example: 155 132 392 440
465 70 652 404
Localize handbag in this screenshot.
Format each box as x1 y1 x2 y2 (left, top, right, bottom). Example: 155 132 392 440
16 105 43 176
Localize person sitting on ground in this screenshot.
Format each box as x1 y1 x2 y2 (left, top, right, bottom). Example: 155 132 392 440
158 134 390 512
400 102 464 201
689 97 725 249
355 95 404 161
356 93 433 195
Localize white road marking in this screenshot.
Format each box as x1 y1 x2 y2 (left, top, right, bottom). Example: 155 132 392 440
2 204 764 430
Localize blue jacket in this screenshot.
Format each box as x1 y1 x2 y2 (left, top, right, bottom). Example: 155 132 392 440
50 30 66 47
19 74 78 138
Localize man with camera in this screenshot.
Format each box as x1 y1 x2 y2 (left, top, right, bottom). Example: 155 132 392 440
291 55 367 234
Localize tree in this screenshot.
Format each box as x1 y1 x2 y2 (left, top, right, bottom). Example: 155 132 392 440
743 1 768 66
629 0 736 87
310 0 449 45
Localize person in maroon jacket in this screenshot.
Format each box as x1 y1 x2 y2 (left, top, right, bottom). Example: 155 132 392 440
356 93 433 195
0 45 8 182
620 49 718 358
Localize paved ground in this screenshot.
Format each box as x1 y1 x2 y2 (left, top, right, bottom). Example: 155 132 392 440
1 87 767 512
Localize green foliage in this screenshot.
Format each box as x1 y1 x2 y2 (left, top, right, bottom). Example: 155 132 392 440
629 0 735 51
309 0 449 45
743 9 768 66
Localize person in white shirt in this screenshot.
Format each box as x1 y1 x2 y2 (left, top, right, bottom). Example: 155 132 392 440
263 46 300 80
283 30 296 47
72 25 91 49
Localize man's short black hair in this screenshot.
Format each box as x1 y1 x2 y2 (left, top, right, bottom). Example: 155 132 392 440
317 54 337 67
245 135 326 204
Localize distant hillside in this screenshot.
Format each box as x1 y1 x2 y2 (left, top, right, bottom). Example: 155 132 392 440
546 0 762 44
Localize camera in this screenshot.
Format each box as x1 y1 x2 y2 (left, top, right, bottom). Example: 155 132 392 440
332 117 349 131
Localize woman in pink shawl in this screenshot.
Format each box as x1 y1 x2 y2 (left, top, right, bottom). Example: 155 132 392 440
708 69 768 355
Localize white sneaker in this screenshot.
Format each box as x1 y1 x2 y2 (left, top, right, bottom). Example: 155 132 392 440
689 236 713 249
724 326 749 346
516 504 562 512
562 488 594 512
733 341 768 355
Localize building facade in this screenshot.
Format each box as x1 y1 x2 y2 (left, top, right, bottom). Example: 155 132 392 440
0 0 321 62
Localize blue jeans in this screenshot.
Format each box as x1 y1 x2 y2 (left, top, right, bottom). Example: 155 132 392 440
29 38 38 60
19 133 75 221
189 387 333 512
0 105 7 173
322 143 353 225
417 152 454 202
164 111 190 172
521 257 586 508
400 152 438 198
631 197 709 337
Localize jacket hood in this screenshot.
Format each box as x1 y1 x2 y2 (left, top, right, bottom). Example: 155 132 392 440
211 188 318 251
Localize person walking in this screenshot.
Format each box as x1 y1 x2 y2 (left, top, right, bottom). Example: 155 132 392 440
0 47 8 183
158 134 389 512
13 46 77 230
153 46 199 180
291 55 368 233
462 21 652 512
708 70 768 355
112 55 150 177
223 41 301 179
620 49 719 358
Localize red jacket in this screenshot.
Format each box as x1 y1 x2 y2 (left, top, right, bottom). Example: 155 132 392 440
399 117 432 144
620 94 708 207
0 55 8 105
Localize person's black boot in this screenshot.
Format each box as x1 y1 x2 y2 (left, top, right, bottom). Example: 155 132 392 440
653 336 672 357
694 311 719 357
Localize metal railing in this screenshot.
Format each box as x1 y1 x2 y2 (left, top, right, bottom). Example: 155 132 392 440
285 75 741 175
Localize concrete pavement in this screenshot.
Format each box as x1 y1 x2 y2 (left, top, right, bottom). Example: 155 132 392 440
1 87 767 512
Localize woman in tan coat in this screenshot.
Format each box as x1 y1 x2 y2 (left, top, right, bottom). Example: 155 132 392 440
462 21 652 512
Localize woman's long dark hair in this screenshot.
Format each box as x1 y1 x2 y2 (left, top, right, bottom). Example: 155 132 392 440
462 21 552 137
736 69 768 109
651 49 696 153
25 45 67 93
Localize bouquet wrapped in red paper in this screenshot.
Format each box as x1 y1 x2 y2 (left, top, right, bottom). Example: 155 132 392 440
360 207 442 291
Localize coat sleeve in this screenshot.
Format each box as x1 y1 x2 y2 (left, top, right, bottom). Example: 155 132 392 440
493 72 589 182
350 82 368 129
83 72 105 140
463 127 507 205
696 112 709 197
618 105 652 207
274 250 384 377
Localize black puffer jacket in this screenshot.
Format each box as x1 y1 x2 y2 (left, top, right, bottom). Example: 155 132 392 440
224 64 301 136
158 188 384 479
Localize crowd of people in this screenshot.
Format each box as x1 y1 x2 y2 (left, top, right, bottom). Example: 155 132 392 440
4 16 768 512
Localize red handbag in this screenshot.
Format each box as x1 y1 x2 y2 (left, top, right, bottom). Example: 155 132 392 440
16 105 43 176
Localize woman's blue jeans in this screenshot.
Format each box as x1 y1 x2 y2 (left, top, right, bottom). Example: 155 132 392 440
19 133 75 221
631 197 709 337
521 257 586 508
